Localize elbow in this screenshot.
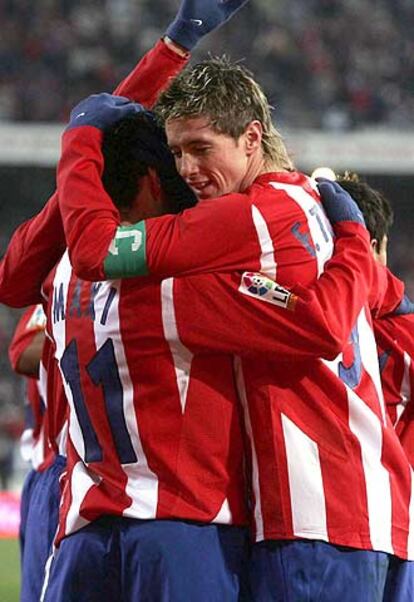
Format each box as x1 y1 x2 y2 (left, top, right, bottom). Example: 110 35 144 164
69 251 105 282
320 328 350 360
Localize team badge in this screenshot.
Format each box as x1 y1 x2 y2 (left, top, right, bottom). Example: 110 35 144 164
239 272 296 310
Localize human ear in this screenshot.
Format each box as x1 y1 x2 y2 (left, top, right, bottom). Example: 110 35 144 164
243 120 263 155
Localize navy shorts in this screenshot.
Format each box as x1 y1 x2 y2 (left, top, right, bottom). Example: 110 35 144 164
21 455 66 602
42 517 250 601
384 555 414 602
250 539 393 601
19 467 40 563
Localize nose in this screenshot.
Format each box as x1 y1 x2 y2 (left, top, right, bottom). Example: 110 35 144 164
178 153 198 180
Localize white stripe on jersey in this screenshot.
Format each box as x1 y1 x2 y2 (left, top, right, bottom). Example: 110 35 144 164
52 253 86 461
38 361 47 407
65 460 99 536
212 498 233 524
408 470 414 559
281 414 328 541
55 421 68 458
395 352 412 425
323 310 393 553
234 357 264 541
251 205 277 280
357 309 387 424
347 386 393 553
92 279 159 518
270 181 333 276
20 429 35 463
32 428 46 470
161 278 193 413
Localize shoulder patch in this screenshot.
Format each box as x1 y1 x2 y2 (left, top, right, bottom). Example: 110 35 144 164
239 272 297 310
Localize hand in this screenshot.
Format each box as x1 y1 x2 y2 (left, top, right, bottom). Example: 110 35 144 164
165 0 250 51
67 93 146 132
317 179 365 226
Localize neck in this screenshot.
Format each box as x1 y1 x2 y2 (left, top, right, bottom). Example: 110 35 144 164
239 154 289 192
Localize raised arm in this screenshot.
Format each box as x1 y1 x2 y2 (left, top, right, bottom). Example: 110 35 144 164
117 0 250 104
0 194 65 307
0 4 210 306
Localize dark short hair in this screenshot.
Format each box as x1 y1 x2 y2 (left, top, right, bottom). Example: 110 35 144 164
102 112 196 214
337 173 394 242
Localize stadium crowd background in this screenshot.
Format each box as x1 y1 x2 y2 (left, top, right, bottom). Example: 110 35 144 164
0 0 413 491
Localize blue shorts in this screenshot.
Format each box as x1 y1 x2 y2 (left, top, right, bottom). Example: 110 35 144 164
19 467 40 563
42 517 250 602
250 539 391 602
384 555 414 602
21 455 66 602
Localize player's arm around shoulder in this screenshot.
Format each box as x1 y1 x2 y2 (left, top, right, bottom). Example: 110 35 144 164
104 191 262 280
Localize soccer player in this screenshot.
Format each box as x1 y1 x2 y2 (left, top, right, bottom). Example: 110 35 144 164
0 3 252 600
58 63 414 600
338 173 414 602
337 174 414 433
8 305 66 602
0 24 190 602
0 3 252 601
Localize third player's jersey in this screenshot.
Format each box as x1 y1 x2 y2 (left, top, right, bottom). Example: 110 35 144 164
374 302 414 465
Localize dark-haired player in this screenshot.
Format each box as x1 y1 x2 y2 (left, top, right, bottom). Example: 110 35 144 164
0 3 251 600
338 173 414 602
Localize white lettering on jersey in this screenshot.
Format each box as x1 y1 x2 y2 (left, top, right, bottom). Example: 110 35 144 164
109 229 143 256
270 181 334 276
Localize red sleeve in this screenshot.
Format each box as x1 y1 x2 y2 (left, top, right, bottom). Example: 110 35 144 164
114 39 189 106
0 193 66 307
174 222 373 360
369 263 404 318
8 305 46 372
58 126 261 281
144 194 261 276
57 128 120 281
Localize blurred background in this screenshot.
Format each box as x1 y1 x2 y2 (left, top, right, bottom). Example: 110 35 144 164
0 0 413 539
0 1 412 596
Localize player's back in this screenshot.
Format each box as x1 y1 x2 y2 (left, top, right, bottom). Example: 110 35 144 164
374 305 414 467
49 252 247 544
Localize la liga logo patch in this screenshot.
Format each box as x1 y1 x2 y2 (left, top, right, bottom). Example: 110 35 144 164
239 272 296 310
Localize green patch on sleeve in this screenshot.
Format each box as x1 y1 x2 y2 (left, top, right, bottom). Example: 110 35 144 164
104 222 148 278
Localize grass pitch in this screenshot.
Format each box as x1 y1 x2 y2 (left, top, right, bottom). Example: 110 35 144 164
0 538 20 602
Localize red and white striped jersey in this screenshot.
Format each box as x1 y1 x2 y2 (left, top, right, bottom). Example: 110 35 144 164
47 252 248 544
59 164 414 558
374 303 414 465
8 304 53 470
47 216 373 545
